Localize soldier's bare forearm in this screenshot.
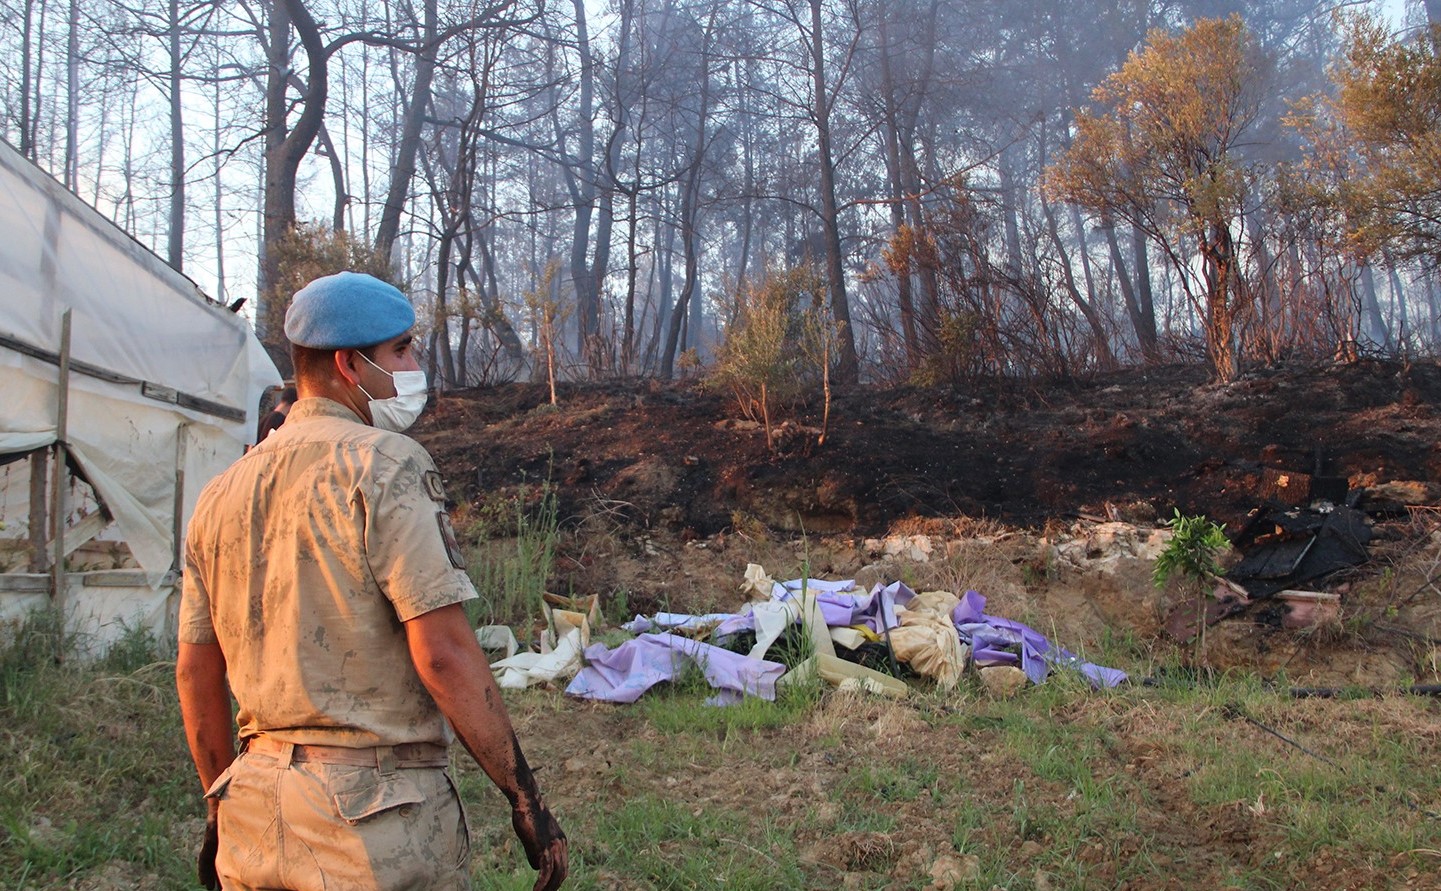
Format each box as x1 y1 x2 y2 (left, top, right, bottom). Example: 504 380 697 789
404 604 544 801
406 604 567 888
177 641 236 790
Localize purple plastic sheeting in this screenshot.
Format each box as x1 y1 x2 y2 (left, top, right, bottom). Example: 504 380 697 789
565 633 788 705
952 590 1127 688
713 578 874 638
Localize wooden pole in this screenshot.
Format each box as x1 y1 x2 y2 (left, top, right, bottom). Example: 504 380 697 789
172 422 189 571
27 450 47 572
49 310 72 631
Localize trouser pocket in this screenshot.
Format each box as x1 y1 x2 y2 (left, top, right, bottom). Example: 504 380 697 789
443 769 472 870
332 772 425 824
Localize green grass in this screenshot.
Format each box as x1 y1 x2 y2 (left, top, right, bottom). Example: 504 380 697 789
840 758 939 803
463 479 561 628
641 667 823 736
1 610 198 890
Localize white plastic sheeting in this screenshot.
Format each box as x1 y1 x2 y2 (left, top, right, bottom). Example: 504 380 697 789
0 140 279 649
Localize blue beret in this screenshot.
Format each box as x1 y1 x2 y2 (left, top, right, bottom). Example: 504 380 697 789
283 271 415 349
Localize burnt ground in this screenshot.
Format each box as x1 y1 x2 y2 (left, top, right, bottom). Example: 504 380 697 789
417 358 1441 539
414 358 1441 685
26 360 1441 891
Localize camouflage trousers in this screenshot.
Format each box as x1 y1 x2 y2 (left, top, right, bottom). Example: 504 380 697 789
205 739 471 891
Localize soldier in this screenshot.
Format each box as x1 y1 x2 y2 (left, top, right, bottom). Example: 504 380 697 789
176 271 566 891
255 384 298 443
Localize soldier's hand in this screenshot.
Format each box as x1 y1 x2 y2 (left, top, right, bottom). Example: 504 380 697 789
197 801 220 890
511 802 567 890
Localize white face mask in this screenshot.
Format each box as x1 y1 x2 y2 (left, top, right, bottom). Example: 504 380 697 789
356 351 428 432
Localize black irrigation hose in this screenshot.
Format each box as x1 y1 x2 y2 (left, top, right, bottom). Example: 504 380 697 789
1221 701 1346 772
1140 677 1441 699
1139 678 1441 819
1287 684 1441 699
1224 703 1441 820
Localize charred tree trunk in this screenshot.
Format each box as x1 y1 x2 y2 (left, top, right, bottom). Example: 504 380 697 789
167 0 185 270
808 0 858 384
658 8 718 379
567 0 602 359
471 235 526 364
1041 194 1114 369
660 154 705 379
877 13 918 367
260 0 327 334
375 0 438 263
1358 261 1392 351
1131 224 1158 359
1104 216 1158 364
1201 221 1238 381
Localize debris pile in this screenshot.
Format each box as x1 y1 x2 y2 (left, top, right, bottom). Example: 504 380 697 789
1186 462 1393 637
1228 503 1371 601
551 565 1126 705
1166 460 1439 639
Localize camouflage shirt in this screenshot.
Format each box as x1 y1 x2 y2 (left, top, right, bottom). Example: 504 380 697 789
179 397 477 747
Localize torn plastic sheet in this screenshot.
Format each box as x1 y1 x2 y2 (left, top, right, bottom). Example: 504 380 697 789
475 625 520 659
491 624 586 690
566 632 787 705
485 605 592 690
745 598 801 660
713 577 913 642
621 612 734 634
952 590 1127 688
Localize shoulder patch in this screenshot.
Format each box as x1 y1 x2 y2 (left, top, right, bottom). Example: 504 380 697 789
437 512 467 569
423 471 447 502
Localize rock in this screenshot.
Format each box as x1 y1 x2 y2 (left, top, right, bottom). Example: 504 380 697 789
927 853 981 890
863 534 935 563
1050 521 1171 572
979 665 1029 698
1365 480 1439 507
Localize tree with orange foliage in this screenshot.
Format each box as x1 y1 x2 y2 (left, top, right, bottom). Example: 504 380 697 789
1044 16 1268 382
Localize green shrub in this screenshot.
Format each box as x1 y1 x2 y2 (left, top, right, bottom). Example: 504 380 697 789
1154 510 1230 663
709 265 838 450
1153 510 1229 589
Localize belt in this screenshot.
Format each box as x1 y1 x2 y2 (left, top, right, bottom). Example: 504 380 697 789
244 735 450 769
